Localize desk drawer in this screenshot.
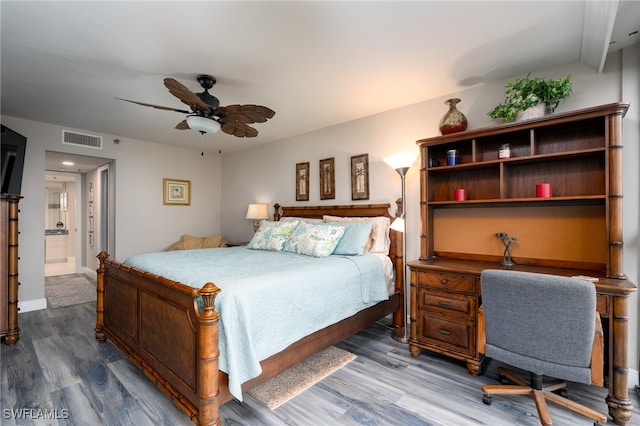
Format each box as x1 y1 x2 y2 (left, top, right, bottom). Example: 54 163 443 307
419 289 475 317
416 271 476 294
417 312 474 355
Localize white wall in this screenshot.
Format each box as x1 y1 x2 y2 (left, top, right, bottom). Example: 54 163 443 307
221 53 640 379
2 117 223 308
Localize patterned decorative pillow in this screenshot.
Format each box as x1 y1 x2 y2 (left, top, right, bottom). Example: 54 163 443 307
284 222 345 257
247 220 299 251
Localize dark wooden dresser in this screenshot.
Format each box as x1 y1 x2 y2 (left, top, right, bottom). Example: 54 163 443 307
408 102 636 425
1 194 21 345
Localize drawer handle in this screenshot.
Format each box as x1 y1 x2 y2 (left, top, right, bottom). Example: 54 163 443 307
438 329 451 336
437 301 451 308
441 279 448 285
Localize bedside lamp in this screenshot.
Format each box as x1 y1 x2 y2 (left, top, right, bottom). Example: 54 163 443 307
383 151 418 344
246 203 269 232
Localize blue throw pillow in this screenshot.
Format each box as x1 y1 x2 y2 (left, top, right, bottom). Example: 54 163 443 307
333 221 373 256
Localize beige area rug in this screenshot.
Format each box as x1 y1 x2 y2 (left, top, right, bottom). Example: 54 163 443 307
45 274 96 308
247 346 356 409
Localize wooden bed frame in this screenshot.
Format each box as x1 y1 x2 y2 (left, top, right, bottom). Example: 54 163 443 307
95 202 404 425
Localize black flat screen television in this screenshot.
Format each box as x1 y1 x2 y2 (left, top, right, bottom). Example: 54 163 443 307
1 125 27 196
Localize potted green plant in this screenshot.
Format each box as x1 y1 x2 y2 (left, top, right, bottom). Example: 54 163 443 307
488 74 572 122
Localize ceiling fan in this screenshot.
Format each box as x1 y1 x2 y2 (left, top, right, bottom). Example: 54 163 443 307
117 74 275 138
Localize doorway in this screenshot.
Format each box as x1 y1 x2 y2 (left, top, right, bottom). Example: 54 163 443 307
44 172 80 276
44 151 115 277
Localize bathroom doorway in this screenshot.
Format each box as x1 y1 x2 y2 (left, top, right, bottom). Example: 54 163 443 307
44 172 80 276
45 151 114 277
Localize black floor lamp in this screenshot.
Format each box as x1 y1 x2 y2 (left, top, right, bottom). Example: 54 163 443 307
383 151 418 343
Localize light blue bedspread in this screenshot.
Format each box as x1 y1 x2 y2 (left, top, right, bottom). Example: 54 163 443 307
123 247 389 400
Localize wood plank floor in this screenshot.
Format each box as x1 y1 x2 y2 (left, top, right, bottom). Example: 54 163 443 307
1 301 638 425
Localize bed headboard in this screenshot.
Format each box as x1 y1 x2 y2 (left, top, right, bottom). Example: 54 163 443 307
273 202 397 221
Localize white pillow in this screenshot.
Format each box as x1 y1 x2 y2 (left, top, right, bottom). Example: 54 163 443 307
279 216 323 224
322 215 390 255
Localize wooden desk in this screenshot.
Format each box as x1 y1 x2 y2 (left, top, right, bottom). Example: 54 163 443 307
408 258 637 426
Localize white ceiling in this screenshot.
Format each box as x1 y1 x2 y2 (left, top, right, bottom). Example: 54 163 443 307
2 1 639 164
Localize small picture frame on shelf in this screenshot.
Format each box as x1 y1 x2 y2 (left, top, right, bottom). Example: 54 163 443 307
163 178 191 206
319 157 335 200
295 162 310 201
350 153 369 200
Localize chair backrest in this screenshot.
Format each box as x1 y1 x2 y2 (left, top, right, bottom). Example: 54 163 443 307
480 270 596 381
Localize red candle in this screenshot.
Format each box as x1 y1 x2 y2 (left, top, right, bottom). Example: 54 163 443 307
454 188 467 201
536 183 552 198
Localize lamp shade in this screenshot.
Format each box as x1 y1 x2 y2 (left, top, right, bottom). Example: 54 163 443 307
186 115 221 134
383 152 418 170
389 217 405 233
246 203 269 220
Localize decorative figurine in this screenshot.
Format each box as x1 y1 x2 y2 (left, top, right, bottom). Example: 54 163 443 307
496 232 517 266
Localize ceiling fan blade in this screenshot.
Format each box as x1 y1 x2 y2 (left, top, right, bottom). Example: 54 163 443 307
175 119 190 130
221 122 259 138
116 97 190 114
218 104 276 124
163 78 210 111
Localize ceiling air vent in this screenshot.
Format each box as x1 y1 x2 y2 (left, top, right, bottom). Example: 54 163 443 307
62 130 102 149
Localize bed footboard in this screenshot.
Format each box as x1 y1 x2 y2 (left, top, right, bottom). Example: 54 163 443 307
95 251 222 426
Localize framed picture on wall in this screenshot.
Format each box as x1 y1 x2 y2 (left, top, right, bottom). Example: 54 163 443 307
319 157 335 200
163 178 191 206
351 153 370 200
296 162 310 201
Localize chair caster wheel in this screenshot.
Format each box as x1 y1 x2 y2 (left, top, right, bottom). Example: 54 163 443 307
482 394 492 405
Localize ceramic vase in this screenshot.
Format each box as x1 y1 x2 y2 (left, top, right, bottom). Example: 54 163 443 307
439 98 468 135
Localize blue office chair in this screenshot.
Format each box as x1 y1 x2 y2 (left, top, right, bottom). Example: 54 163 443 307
480 269 606 426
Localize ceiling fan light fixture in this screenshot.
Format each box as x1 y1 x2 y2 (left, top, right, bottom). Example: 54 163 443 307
186 115 221 134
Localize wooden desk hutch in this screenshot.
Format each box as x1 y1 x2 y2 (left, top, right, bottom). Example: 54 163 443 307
408 102 636 425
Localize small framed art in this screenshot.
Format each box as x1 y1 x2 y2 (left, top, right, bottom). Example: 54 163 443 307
163 178 191 206
319 157 335 200
351 153 369 200
296 162 310 201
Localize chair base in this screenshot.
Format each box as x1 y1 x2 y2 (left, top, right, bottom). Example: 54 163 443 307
482 367 607 426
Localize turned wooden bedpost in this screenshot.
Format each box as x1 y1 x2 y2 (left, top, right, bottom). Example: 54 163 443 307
391 197 405 338
197 282 222 426
95 251 109 343
273 203 281 221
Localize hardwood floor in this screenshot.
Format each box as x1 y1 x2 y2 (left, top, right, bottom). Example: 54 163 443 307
1 301 638 425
